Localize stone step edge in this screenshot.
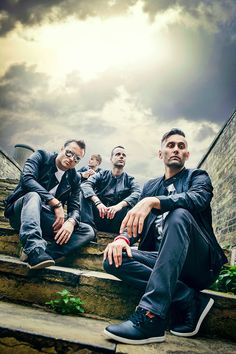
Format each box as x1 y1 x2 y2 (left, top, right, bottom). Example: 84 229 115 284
1 301 236 354
0 253 235 300
0 254 119 284
0 300 116 353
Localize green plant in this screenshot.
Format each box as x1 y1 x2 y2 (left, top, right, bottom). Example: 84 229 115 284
45 289 85 315
210 265 236 294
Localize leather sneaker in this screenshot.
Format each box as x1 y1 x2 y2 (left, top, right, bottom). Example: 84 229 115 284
104 307 166 344
170 293 214 337
27 247 55 270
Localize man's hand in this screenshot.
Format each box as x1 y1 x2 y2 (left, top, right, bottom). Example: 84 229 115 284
106 203 123 219
54 220 74 245
82 169 95 179
97 203 108 218
103 239 132 268
120 197 160 237
52 205 65 232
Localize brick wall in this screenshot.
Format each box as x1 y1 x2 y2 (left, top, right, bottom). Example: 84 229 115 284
198 111 236 247
0 149 21 180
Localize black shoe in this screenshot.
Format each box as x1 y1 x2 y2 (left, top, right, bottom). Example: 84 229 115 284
104 307 166 344
27 247 55 270
170 293 214 337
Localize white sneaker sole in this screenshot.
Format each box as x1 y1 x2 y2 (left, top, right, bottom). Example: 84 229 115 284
19 248 28 262
104 329 165 344
170 297 214 337
28 259 55 270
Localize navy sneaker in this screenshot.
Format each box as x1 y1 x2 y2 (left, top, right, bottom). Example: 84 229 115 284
104 307 166 344
27 247 55 270
170 293 214 337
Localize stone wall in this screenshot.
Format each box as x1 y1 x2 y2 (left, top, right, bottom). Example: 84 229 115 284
198 111 236 248
0 148 21 180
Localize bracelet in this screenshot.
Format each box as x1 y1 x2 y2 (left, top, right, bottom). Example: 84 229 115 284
94 200 101 206
52 202 62 209
114 236 130 246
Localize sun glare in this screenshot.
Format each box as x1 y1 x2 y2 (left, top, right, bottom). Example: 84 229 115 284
0 3 180 82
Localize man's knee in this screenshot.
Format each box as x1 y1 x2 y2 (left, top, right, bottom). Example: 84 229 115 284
103 258 116 275
78 222 95 241
24 191 41 203
166 208 192 225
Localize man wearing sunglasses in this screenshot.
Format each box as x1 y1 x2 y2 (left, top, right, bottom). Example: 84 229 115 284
4 139 95 270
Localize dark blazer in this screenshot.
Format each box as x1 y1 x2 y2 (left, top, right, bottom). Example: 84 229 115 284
81 169 141 207
4 150 81 224
129 168 227 270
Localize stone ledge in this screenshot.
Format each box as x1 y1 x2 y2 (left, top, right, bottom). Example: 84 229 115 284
0 226 115 271
0 301 236 354
0 254 235 341
0 300 115 353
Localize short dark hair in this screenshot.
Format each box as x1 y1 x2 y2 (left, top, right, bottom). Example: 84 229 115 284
161 129 185 144
64 139 86 151
91 154 102 165
111 145 125 158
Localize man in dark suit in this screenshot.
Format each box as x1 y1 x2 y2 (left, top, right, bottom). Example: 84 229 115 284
80 146 141 234
4 139 95 270
103 129 227 345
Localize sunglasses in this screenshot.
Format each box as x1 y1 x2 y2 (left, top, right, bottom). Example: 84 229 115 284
65 149 81 163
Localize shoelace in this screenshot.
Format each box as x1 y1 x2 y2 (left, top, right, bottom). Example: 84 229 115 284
129 308 147 326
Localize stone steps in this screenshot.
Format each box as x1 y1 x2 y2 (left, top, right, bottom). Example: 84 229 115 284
0 300 115 353
0 225 116 271
1 300 236 354
0 253 235 341
0 253 140 320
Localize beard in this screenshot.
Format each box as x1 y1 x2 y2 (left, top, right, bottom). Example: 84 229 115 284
166 160 184 169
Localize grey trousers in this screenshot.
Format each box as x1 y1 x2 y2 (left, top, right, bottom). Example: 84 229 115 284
104 208 218 319
8 191 95 258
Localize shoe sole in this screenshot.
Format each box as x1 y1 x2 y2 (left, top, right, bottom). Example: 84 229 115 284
28 259 55 270
19 248 28 262
170 297 214 337
104 329 165 344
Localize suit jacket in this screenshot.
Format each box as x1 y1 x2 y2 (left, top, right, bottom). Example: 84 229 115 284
4 150 81 224
81 169 141 207
129 168 227 270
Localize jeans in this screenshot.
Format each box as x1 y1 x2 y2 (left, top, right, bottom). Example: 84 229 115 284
8 192 95 257
80 194 130 234
104 208 218 319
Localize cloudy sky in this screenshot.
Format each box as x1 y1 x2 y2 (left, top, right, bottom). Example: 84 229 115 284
0 0 235 184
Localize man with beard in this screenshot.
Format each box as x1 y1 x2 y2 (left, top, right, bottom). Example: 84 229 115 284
103 129 227 345
80 146 141 234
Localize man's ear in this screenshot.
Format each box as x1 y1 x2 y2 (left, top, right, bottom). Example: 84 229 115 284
61 146 64 151
186 151 190 161
158 149 163 160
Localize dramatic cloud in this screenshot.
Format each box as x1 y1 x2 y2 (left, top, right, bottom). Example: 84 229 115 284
1 0 236 36
0 1 235 183
0 63 221 184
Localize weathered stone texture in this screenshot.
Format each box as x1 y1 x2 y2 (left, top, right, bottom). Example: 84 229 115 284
0 149 21 180
199 112 236 247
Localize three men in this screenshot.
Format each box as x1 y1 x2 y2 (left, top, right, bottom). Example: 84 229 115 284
103 129 227 344
80 146 141 234
4 139 95 269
